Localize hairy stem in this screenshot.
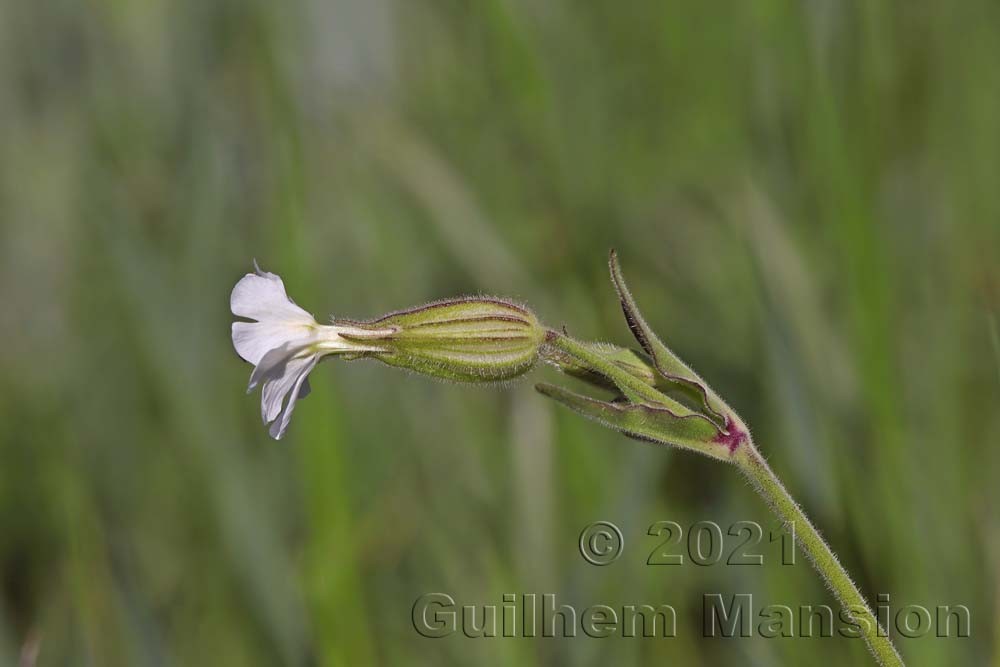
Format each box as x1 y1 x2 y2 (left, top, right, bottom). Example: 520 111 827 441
737 446 904 666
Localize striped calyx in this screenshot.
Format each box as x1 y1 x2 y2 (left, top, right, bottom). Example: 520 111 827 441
338 297 546 383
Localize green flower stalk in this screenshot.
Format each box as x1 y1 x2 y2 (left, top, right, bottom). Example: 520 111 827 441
229 254 905 665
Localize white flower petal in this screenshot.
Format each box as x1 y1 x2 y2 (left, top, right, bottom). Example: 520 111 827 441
230 266 314 323
268 357 318 440
248 343 300 394
261 355 314 424
232 320 314 365
245 342 320 439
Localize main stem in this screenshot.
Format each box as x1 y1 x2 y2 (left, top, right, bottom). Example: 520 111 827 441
737 446 904 666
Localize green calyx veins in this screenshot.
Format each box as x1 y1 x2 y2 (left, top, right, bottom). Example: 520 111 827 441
336 297 547 383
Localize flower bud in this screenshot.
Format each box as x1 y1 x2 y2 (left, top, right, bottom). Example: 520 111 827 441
339 297 546 383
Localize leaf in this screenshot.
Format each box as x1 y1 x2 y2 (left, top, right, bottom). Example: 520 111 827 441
543 332 697 416
535 383 734 461
608 249 727 426
543 340 657 391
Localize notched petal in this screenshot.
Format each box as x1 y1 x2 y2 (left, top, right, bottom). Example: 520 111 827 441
230 264 314 323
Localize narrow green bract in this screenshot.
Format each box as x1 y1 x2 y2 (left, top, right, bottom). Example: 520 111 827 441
543 341 658 390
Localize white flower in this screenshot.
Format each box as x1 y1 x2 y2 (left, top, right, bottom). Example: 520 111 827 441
230 263 389 439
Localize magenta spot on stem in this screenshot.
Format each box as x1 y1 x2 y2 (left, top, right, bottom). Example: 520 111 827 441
713 417 747 454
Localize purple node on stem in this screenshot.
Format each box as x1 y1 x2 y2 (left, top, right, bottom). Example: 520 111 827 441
713 416 747 454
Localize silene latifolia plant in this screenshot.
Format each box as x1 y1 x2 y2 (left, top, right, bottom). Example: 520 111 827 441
230 252 904 666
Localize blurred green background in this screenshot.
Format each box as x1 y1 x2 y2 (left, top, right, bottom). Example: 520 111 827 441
1 0 998 665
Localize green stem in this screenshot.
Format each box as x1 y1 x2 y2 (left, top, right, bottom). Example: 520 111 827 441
737 446 904 666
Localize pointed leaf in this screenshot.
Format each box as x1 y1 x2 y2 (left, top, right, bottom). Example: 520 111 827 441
543 340 657 391
608 250 727 425
544 332 697 416
536 383 736 461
